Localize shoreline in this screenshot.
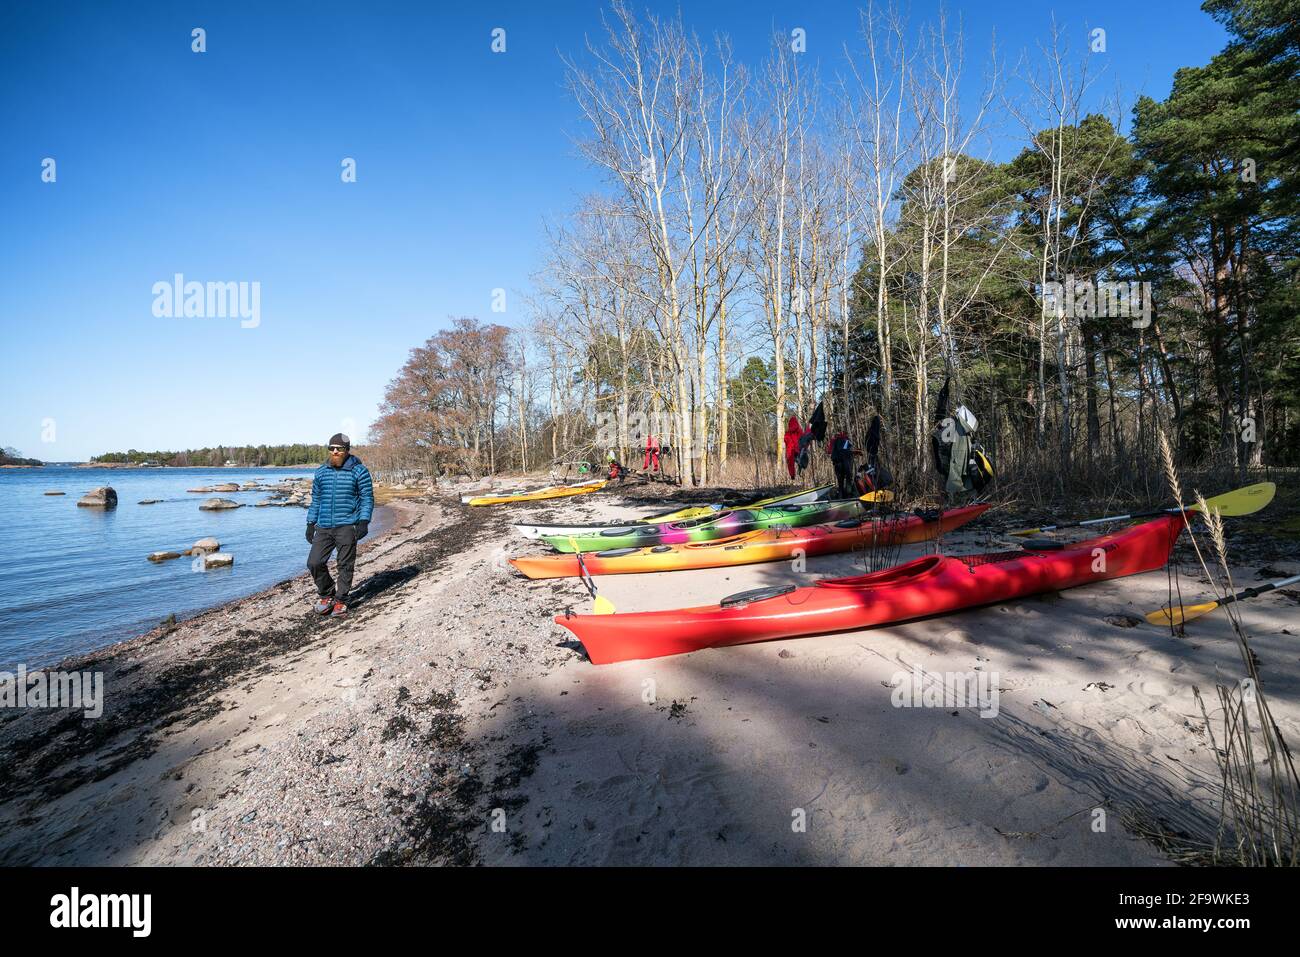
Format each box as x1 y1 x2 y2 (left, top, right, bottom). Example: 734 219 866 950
0 481 1297 865
25 502 402 676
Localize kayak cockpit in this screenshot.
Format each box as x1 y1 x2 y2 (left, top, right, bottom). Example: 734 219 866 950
816 554 946 588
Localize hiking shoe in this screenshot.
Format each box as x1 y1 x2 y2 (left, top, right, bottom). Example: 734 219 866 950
313 597 334 614
329 602 348 617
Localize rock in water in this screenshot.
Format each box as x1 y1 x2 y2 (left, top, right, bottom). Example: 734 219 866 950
138 499 162 504
77 487 118 508
148 551 182 562
199 498 242 510
44 491 66 496
211 483 240 492
190 537 220 553
203 552 234 568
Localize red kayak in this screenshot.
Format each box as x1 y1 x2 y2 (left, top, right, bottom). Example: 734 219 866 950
556 514 1184 664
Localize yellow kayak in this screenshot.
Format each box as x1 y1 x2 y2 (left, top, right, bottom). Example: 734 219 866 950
462 479 607 506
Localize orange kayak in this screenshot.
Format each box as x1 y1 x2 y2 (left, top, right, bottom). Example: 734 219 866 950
510 504 989 579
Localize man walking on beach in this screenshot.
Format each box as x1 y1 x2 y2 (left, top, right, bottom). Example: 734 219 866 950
306 433 374 617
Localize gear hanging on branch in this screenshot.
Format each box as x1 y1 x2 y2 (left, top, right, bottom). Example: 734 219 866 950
931 376 994 500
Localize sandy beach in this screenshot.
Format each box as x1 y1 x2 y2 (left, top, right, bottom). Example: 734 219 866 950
1 480 1297 866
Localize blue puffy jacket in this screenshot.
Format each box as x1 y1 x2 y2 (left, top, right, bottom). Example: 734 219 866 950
307 454 374 528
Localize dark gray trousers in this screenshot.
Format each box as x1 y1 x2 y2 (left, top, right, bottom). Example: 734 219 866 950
307 524 357 602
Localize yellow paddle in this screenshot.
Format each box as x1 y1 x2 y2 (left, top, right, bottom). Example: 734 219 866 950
1146 572 1300 626
859 490 895 504
1009 482 1275 537
569 537 615 615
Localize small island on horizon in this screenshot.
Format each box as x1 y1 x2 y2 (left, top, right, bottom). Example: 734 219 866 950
0 443 349 469
0 446 44 467
88 444 334 468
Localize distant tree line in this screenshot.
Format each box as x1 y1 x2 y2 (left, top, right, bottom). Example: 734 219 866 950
91 445 331 466
1 445 43 466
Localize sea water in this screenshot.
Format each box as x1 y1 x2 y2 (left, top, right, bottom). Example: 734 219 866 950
0 466 391 669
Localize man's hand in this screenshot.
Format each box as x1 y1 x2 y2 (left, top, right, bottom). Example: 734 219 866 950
306 523 316 544
354 520 369 540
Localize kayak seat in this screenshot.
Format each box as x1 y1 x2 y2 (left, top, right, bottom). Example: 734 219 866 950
595 547 641 558
835 519 863 529
818 555 946 588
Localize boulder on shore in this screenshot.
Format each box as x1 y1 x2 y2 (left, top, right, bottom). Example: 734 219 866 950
202 552 234 568
147 551 182 562
199 498 242 510
77 487 118 508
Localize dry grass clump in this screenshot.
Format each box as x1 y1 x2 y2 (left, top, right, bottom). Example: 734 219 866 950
1156 429 1299 866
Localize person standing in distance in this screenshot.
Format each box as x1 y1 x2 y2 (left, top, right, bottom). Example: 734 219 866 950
306 433 374 617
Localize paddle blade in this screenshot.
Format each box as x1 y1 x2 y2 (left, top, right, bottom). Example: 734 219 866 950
1192 482 1275 517
593 594 616 615
859 490 895 503
1145 600 1221 626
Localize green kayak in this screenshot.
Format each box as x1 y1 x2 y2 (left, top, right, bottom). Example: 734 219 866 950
541 498 870 553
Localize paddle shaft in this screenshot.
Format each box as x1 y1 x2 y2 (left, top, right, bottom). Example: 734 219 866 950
1217 573 1300 611
1015 482 1275 536
569 538 598 599
1033 505 1189 534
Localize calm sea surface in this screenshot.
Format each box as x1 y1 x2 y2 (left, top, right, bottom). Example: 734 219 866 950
0 466 391 670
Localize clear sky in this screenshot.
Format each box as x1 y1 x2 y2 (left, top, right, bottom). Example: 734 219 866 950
0 0 1228 461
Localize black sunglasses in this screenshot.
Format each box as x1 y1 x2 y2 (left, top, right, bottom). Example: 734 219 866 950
329 446 347 452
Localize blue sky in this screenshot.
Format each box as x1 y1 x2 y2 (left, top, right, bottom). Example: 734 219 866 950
1 1 1227 461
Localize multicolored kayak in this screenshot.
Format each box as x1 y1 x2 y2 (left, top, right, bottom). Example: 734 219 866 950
647 484 838 523
541 498 872 553
513 484 836 540
462 479 607 506
555 514 1185 664
513 504 989 578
